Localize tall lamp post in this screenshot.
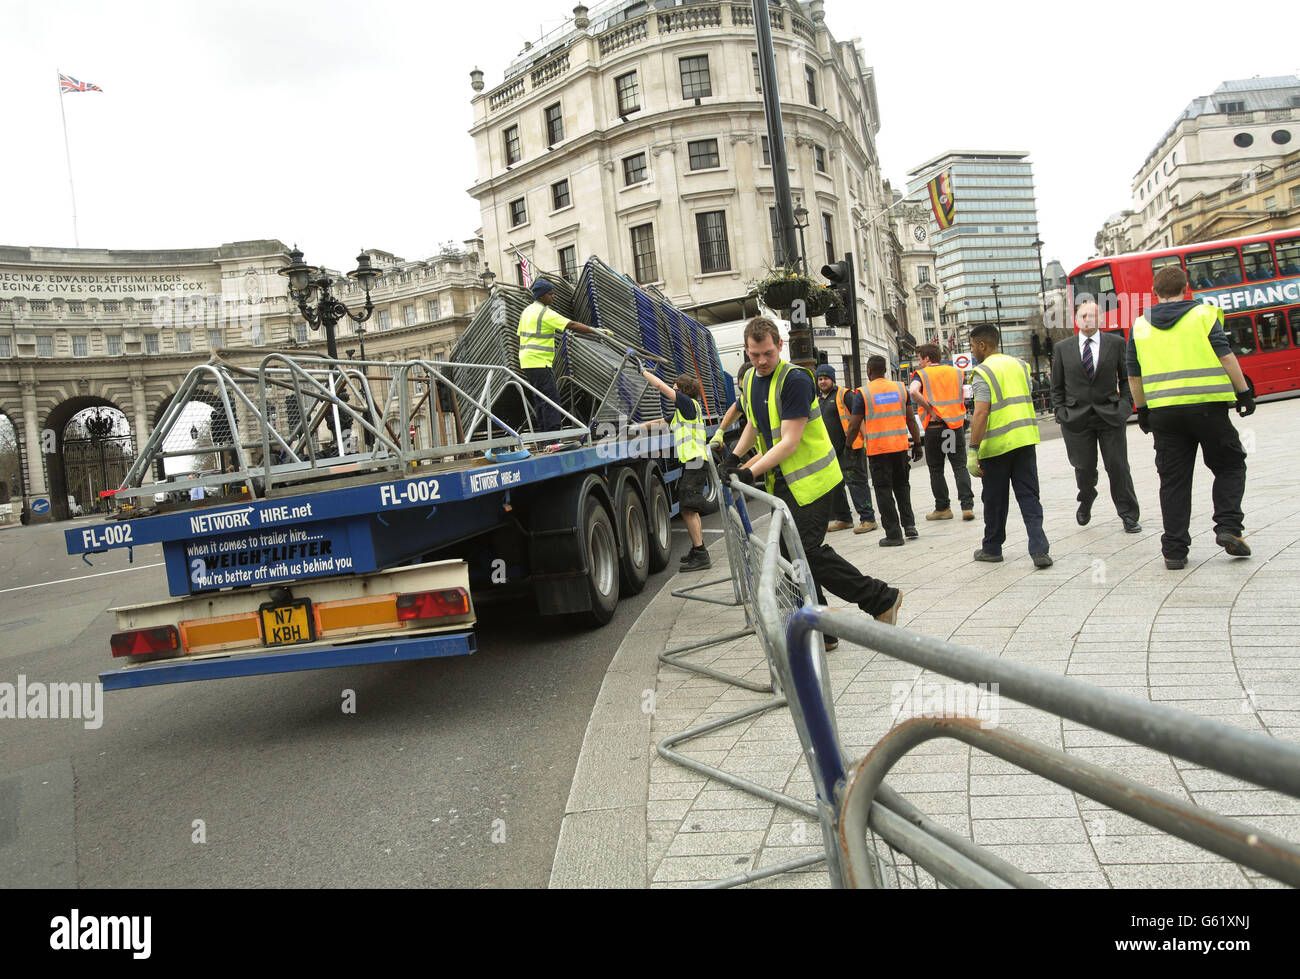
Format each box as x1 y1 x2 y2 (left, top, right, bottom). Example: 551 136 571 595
279 247 383 360
990 278 1004 330
792 204 810 274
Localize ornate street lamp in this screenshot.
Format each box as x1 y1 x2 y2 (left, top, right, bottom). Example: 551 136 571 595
278 246 383 360
479 264 497 290
792 204 810 274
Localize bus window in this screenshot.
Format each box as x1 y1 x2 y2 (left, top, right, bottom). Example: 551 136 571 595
1071 264 1117 313
1224 315 1256 356
1277 237 1300 276
1257 311 1290 350
1186 247 1243 289
1150 255 1183 276
1241 241 1277 282
1289 308 1300 345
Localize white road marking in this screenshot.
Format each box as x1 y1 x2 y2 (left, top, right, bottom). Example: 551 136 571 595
0 562 165 595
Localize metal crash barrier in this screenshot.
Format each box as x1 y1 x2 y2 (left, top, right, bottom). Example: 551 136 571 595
657 450 1300 888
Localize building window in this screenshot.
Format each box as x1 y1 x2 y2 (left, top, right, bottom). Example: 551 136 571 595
1219 101 1245 113
918 266 931 285
805 66 818 106
145 333 160 354
822 213 835 265
559 245 578 280
509 197 528 227
1291 186 1300 208
921 298 935 323
503 125 521 165
208 329 223 349
1265 196 1277 210
679 55 712 100
761 135 771 166
751 52 762 91
106 334 122 356
623 152 648 186
378 309 391 331
687 138 720 171
1234 132 1254 148
404 304 417 327
72 335 88 357
630 224 658 284
544 102 564 145
427 299 440 321
177 332 191 353
37 335 53 357
552 178 571 210
615 71 640 115
696 211 731 274
769 208 789 267
291 322 306 343
68 301 84 314
0 336 12 358
814 144 827 173
1274 129 1293 145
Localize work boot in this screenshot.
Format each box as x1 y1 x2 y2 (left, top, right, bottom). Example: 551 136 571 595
874 589 903 626
973 549 1003 563
827 520 853 533
962 509 975 521
904 526 919 539
853 519 878 534
879 536 904 547
822 636 839 652
679 547 711 572
1165 557 1187 570
1216 532 1251 557
1031 552 1054 569
926 509 953 520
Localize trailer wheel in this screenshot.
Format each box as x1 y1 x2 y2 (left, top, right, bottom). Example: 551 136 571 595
613 469 649 595
642 464 673 574
579 492 620 626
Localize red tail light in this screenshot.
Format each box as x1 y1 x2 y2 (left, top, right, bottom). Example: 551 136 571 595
110 625 181 658
395 588 471 622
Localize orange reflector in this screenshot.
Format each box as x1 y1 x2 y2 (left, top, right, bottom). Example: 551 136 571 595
395 588 471 622
315 595 399 637
180 613 262 654
110 626 180 658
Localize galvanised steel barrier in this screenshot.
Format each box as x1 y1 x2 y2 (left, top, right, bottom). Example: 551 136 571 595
781 606 1300 888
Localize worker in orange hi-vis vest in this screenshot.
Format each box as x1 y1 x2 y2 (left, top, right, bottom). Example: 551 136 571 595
860 355 923 547
908 343 975 522
816 363 878 535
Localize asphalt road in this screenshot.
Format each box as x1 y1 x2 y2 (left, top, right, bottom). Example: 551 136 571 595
0 512 722 889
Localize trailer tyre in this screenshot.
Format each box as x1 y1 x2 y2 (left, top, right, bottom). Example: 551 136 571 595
642 465 673 574
613 470 649 595
580 492 620 626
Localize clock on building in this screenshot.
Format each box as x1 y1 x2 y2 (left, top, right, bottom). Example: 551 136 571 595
913 225 927 243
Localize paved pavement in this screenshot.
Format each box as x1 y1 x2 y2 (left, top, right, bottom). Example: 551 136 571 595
551 400 1300 888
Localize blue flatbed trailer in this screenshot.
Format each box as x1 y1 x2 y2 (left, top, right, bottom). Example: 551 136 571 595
65 434 690 690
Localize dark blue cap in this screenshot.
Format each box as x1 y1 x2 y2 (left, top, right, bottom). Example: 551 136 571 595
816 363 836 381
531 279 555 298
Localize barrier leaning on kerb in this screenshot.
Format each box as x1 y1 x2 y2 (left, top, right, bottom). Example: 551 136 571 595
782 606 1300 889
655 461 844 887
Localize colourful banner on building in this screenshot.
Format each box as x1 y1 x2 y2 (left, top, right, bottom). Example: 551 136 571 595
927 170 955 230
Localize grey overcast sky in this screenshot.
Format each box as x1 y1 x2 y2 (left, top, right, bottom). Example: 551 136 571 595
2 0 1297 277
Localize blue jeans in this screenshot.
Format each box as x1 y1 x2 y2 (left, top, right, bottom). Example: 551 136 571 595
980 445 1048 556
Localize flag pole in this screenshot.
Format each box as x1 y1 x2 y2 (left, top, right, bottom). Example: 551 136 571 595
57 70 80 247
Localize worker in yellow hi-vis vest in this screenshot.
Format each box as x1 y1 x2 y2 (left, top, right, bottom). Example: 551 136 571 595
1127 264 1255 571
966 323 1052 569
721 318 904 640
517 279 611 434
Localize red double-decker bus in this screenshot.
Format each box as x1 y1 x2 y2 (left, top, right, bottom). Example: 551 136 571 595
1068 228 1300 395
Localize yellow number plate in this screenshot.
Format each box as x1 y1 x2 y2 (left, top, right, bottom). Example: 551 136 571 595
260 600 315 647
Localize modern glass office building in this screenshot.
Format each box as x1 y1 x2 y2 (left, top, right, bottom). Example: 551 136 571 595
906 151 1041 360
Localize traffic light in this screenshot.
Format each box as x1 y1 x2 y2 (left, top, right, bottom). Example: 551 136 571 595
822 255 857 329
1031 333 1042 360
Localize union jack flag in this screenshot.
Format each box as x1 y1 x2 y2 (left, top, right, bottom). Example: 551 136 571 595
513 246 534 288
59 73 102 94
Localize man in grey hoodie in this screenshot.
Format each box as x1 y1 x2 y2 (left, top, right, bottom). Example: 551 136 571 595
1126 265 1256 570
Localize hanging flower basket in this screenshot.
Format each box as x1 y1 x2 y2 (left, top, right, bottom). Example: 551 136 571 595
803 286 841 318
753 267 813 310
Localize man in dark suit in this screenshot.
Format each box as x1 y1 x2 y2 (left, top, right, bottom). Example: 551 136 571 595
1050 300 1141 531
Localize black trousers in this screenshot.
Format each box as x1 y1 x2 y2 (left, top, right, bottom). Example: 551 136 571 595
924 421 974 511
1150 405 1247 560
1061 418 1139 522
830 446 876 523
776 483 897 622
868 450 916 540
523 366 565 432
980 444 1049 556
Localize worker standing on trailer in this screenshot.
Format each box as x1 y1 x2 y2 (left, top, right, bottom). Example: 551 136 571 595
722 318 904 646
517 279 611 433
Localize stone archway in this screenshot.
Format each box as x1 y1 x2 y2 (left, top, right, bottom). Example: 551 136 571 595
0 410 23 506
44 396 134 520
